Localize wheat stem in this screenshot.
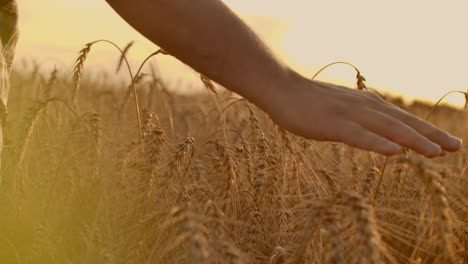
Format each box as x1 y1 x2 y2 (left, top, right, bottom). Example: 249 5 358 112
425 90 466 121
74 40 143 146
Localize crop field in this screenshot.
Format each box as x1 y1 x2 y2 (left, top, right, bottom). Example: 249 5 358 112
0 43 466 264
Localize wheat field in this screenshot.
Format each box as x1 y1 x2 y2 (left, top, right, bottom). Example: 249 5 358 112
0 43 466 264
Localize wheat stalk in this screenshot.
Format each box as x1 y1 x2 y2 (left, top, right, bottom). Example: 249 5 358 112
464 88 468 110
401 155 462 263
73 40 144 145
339 192 382 264
361 166 380 198
425 90 467 121
120 48 169 116
392 147 409 192
116 41 134 73
311 61 368 90
119 73 148 114
44 67 58 98
322 207 345 264
219 240 246 264
318 169 340 194
155 137 195 197
200 74 217 94
84 112 103 178
4 54 466 264
17 98 56 164
208 140 239 214
72 43 92 108
375 90 466 204
270 246 288 264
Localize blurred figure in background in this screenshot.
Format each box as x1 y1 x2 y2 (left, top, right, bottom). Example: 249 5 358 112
0 0 18 183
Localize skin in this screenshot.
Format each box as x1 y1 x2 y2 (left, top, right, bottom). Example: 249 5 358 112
105 0 462 158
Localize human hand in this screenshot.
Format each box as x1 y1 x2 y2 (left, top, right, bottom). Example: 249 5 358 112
261 75 462 158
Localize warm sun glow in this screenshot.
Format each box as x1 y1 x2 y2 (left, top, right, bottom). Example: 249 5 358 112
16 0 468 104
2 2 466 262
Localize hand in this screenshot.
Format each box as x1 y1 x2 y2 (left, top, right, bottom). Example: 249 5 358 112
262 75 462 158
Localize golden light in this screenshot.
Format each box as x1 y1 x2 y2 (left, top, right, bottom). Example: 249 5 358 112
14 0 468 104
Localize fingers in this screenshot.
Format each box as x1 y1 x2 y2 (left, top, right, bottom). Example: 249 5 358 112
374 102 462 152
335 121 401 155
352 109 442 157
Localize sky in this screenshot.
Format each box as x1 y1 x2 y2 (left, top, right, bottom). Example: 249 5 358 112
15 0 468 104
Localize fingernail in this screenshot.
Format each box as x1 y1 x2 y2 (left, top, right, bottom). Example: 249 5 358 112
449 137 463 150
439 150 448 157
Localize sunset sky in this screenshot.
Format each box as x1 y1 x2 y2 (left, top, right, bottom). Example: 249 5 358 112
15 0 468 104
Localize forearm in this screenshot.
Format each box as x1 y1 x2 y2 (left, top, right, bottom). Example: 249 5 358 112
105 0 297 108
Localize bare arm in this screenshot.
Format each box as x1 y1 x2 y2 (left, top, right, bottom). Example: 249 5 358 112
106 0 291 110
106 0 462 157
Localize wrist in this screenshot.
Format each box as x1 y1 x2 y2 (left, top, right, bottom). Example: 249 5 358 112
248 67 307 115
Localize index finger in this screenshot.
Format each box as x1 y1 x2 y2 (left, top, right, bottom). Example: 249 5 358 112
374 102 462 152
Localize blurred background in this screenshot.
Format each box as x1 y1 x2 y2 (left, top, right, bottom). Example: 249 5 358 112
15 0 468 104
1 2 466 263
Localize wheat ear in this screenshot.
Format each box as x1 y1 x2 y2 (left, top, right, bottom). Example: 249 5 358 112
361 166 380 198
73 40 144 145
72 43 92 108
339 192 382 264
44 67 58 98
392 147 409 192
116 41 134 73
